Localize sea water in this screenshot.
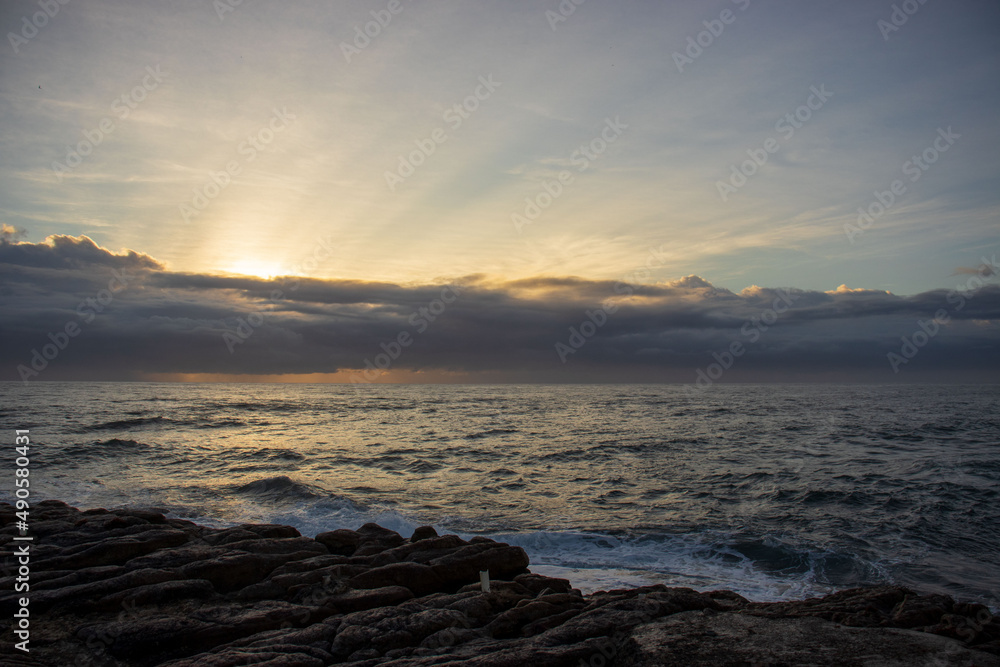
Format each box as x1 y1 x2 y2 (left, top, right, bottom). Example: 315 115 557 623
2 382 997 608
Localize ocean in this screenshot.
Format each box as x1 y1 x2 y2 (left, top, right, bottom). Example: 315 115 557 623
2 382 997 609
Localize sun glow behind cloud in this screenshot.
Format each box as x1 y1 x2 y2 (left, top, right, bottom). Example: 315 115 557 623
219 258 285 281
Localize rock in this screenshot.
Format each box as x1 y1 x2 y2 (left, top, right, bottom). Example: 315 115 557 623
124 544 232 571
330 621 384 658
6 568 180 613
34 499 77 512
116 508 168 524
487 600 563 638
96 578 216 609
72 513 149 532
324 585 415 614
268 554 352 577
157 623 338 667
238 563 368 602
420 625 486 650
370 534 469 567
429 543 530 586
704 588 750 611
77 600 316 662
35 528 191 569
209 621 339 653
349 562 445 597
616 609 1000 667
745 584 910 626
219 536 329 556
40 520 189 549
891 592 953 628
533 586 718 648
400 608 472 641
411 526 438 542
8 504 997 667
203 527 262 545
331 606 471 659
354 523 406 556
457 580 532 597
18 519 77 537
514 573 573 596
446 594 497 621
242 524 302 539
179 552 316 592
315 528 360 556
521 607 583 637
162 650 326 666
402 635 622 665
25 565 125 591
533 592 584 608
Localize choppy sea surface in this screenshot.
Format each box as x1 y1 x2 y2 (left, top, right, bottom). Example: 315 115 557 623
1 382 997 608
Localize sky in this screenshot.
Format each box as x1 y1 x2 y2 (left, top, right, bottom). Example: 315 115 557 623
1 0 998 383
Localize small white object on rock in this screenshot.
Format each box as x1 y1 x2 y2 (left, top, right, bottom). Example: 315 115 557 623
480 570 491 593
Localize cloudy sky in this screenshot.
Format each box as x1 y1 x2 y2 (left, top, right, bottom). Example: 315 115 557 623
1 0 998 383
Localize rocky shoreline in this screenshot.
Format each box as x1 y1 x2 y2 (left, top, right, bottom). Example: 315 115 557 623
1 501 997 666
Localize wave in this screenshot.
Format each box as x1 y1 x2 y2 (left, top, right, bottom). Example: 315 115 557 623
226 448 307 462
494 528 887 601
196 419 247 429
152 486 888 603
203 401 304 413
59 438 158 462
79 415 246 432
404 460 443 473
93 437 151 450
230 475 327 500
464 428 518 439
80 416 172 431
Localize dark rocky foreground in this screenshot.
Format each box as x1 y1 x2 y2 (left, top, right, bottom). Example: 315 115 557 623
1 501 997 666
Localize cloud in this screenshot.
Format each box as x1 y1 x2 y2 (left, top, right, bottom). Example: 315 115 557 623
0 225 27 243
0 234 163 271
1 237 998 383
952 256 998 278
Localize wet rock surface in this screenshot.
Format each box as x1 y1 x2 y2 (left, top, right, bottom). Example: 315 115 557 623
1 500 997 666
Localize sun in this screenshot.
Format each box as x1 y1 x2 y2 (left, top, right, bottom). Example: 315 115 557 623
221 259 284 280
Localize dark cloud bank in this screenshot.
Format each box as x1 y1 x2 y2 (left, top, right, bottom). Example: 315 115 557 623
2 236 998 383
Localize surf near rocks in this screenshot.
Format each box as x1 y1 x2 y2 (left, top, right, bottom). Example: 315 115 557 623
0 500 997 666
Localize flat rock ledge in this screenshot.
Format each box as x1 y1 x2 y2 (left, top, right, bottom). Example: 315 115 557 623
0 501 996 666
